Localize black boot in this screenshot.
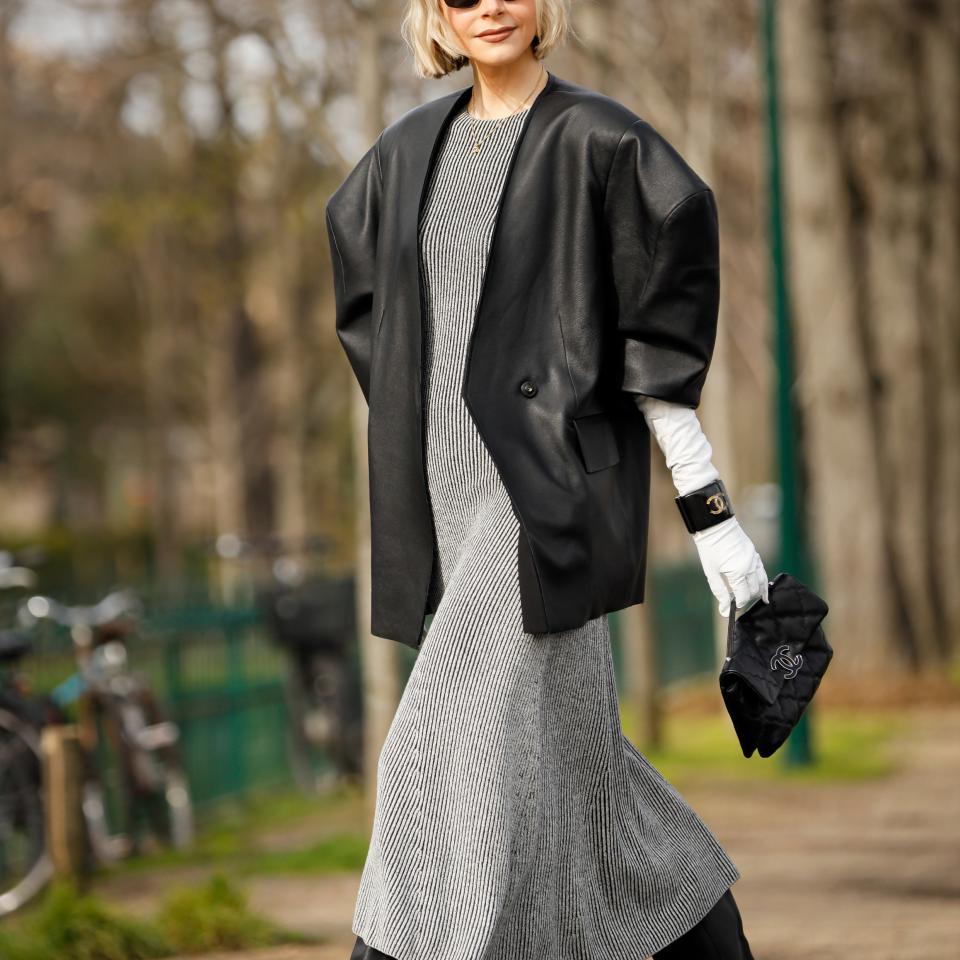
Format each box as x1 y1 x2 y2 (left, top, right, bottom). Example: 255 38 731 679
350 934 390 960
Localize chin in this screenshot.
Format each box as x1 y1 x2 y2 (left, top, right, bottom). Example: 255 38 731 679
469 45 525 66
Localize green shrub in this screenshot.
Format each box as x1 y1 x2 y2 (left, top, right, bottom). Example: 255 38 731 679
0 874 287 959
155 873 281 953
0 880 169 960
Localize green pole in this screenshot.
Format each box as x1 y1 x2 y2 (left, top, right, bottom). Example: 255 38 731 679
761 0 814 766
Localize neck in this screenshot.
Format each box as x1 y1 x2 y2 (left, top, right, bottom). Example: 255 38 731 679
468 58 546 120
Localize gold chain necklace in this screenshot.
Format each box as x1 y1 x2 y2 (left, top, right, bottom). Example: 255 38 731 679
467 66 545 155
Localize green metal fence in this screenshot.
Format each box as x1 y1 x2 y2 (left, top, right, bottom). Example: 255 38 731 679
644 562 719 686
142 605 293 809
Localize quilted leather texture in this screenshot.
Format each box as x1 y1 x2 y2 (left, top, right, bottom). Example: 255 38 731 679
719 571 832 758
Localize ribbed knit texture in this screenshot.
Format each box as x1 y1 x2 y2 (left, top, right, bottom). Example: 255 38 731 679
350 104 742 960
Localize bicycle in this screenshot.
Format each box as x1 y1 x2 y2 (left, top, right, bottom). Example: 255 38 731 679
0 630 53 916
0 549 58 915
16 589 195 867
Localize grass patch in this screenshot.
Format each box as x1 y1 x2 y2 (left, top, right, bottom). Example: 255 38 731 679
0 874 308 959
108 780 365 876
621 703 909 786
154 873 288 953
229 830 369 876
0 881 168 960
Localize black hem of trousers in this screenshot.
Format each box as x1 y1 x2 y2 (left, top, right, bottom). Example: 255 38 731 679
652 888 756 960
349 934 394 960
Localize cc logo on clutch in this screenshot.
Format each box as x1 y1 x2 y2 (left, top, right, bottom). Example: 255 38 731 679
770 644 803 680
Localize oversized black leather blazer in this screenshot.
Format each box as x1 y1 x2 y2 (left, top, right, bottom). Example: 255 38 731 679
325 70 720 649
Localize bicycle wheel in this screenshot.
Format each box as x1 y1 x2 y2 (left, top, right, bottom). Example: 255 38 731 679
157 764 194 851
0 708 53 917
121 687 195 853
82 695 134 863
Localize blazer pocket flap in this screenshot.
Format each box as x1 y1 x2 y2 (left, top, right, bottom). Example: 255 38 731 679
573 412 620 473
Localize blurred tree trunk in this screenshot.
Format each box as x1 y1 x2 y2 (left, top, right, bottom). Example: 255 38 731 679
778 0 892 671
266 207 310 554
0 3 17 458
133 233 183 587
206 12 275 551
683 0 737 676
205 329 247 600
875 2 952 664
779 0 960 672
913 0 960 660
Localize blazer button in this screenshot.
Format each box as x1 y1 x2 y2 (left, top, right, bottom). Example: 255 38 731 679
519 379 538 398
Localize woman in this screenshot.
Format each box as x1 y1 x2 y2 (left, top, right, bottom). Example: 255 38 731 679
328 2 767 958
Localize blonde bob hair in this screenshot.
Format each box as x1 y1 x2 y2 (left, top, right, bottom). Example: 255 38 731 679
400 0 571 79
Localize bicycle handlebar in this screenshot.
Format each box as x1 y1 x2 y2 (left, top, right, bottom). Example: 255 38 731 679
0 566 37 590
17 588 143 629
0 550 39 591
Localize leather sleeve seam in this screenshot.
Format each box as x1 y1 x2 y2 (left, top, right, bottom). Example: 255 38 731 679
601 118 643 203
325 208 345 286
326 134 382 283
374 132 384 189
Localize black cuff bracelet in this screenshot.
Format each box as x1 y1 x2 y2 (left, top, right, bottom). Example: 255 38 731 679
674 477 735 534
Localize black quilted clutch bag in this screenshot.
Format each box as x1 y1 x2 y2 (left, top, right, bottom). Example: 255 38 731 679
719 571 832 758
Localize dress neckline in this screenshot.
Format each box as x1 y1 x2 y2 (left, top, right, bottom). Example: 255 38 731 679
460 105 531 124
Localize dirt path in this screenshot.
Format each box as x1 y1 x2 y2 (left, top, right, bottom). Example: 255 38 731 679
713 705 960 960
156 705 960 960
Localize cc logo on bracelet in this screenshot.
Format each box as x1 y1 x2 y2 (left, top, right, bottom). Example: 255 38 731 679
706 493 727 515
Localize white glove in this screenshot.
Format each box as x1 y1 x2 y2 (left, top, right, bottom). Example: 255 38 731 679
634 395 769 617
691 516 769 617
633 395 720 495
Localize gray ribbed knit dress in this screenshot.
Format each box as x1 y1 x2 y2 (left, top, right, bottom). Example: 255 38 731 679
350 103 742 960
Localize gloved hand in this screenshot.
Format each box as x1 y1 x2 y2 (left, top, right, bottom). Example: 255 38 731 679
634 394 769 617
692 515 769 617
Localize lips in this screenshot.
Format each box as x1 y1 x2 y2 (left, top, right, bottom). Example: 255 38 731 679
478 27 514 39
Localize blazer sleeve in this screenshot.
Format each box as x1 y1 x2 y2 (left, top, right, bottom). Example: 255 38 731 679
602 120 720 410
325 134 384 405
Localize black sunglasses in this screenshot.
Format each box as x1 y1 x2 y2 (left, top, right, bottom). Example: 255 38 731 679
443 0 519 8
